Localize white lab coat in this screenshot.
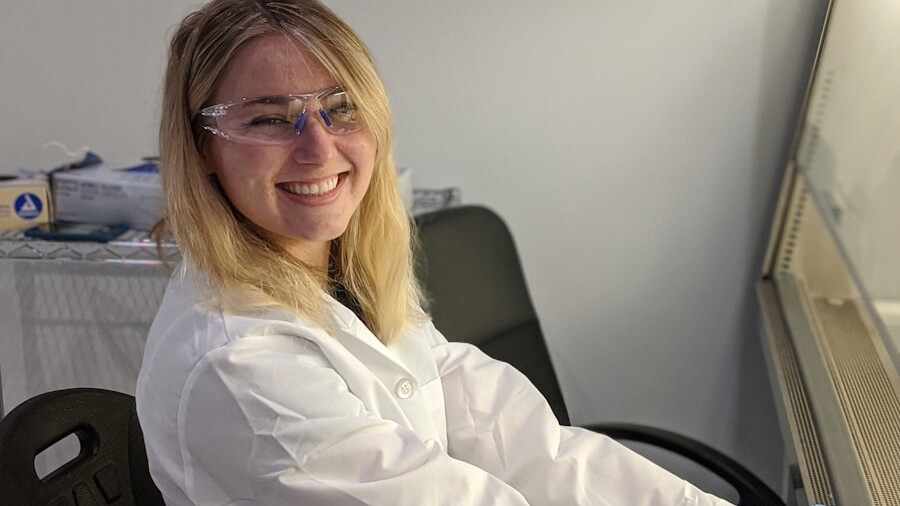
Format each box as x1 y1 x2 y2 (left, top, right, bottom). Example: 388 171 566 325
136 265 733 505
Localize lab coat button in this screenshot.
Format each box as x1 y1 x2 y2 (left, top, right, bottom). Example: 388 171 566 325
395 378 414 399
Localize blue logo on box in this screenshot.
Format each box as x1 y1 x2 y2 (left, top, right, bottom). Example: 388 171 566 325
14 193 43 220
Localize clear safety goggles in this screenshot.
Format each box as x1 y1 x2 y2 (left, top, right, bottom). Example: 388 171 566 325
199 86 362 145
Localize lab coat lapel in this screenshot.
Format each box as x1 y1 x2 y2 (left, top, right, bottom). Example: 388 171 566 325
326 298 446 446
327 297 416 379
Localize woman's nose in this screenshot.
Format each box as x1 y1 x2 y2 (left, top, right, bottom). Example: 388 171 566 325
290 108 337 165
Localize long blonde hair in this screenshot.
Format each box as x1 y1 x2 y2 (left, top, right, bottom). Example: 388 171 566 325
159 0 423 343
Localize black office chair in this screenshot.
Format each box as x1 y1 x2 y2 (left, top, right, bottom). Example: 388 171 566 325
414 205 785 506
0 388 165 506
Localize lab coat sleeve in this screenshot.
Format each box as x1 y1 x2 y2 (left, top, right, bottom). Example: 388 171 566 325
178 333 533 506
431 334 736 506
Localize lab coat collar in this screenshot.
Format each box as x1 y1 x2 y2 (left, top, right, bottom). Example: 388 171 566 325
325 295 437 387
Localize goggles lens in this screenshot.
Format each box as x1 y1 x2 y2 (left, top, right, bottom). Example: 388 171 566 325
201 87 362 144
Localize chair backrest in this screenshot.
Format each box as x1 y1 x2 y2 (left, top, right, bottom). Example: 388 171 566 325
415 206 786 506
0 388 165 506
415 205 571 425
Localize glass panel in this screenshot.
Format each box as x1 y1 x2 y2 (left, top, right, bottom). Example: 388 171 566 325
765 1 900 502
795 0 900 356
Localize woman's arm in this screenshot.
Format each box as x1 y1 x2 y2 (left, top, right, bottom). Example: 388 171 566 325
431 330 735 506
178 334 531 506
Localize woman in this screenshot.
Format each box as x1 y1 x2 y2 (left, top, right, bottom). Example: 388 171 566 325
136 0 733 504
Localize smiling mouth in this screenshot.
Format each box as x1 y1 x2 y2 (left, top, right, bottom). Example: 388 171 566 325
278 174 340 197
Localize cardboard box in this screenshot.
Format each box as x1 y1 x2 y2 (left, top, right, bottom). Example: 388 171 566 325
52 162 163 230
0 178 52 231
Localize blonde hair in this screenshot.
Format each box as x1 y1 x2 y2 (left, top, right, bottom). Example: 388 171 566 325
159 0 423 343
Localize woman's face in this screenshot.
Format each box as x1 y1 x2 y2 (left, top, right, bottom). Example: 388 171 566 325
205 35 376 267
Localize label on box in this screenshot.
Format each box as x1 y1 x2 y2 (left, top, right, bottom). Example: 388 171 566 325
0 180 52 230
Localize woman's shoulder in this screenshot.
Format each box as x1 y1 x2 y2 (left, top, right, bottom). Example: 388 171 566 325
143 264 332 377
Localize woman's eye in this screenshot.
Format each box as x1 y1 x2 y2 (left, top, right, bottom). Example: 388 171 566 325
248 116 290 127
327 103 357 118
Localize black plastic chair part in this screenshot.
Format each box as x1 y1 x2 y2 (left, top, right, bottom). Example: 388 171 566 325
414 205 785 506
0 388 165 506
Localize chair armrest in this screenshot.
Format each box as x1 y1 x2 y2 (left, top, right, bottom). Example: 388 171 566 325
583 422 785 506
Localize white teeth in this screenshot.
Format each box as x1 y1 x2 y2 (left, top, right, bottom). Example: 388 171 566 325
282 175 339 196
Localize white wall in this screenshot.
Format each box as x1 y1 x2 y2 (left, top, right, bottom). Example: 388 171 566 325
0 0 828 496
0 2 196 170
